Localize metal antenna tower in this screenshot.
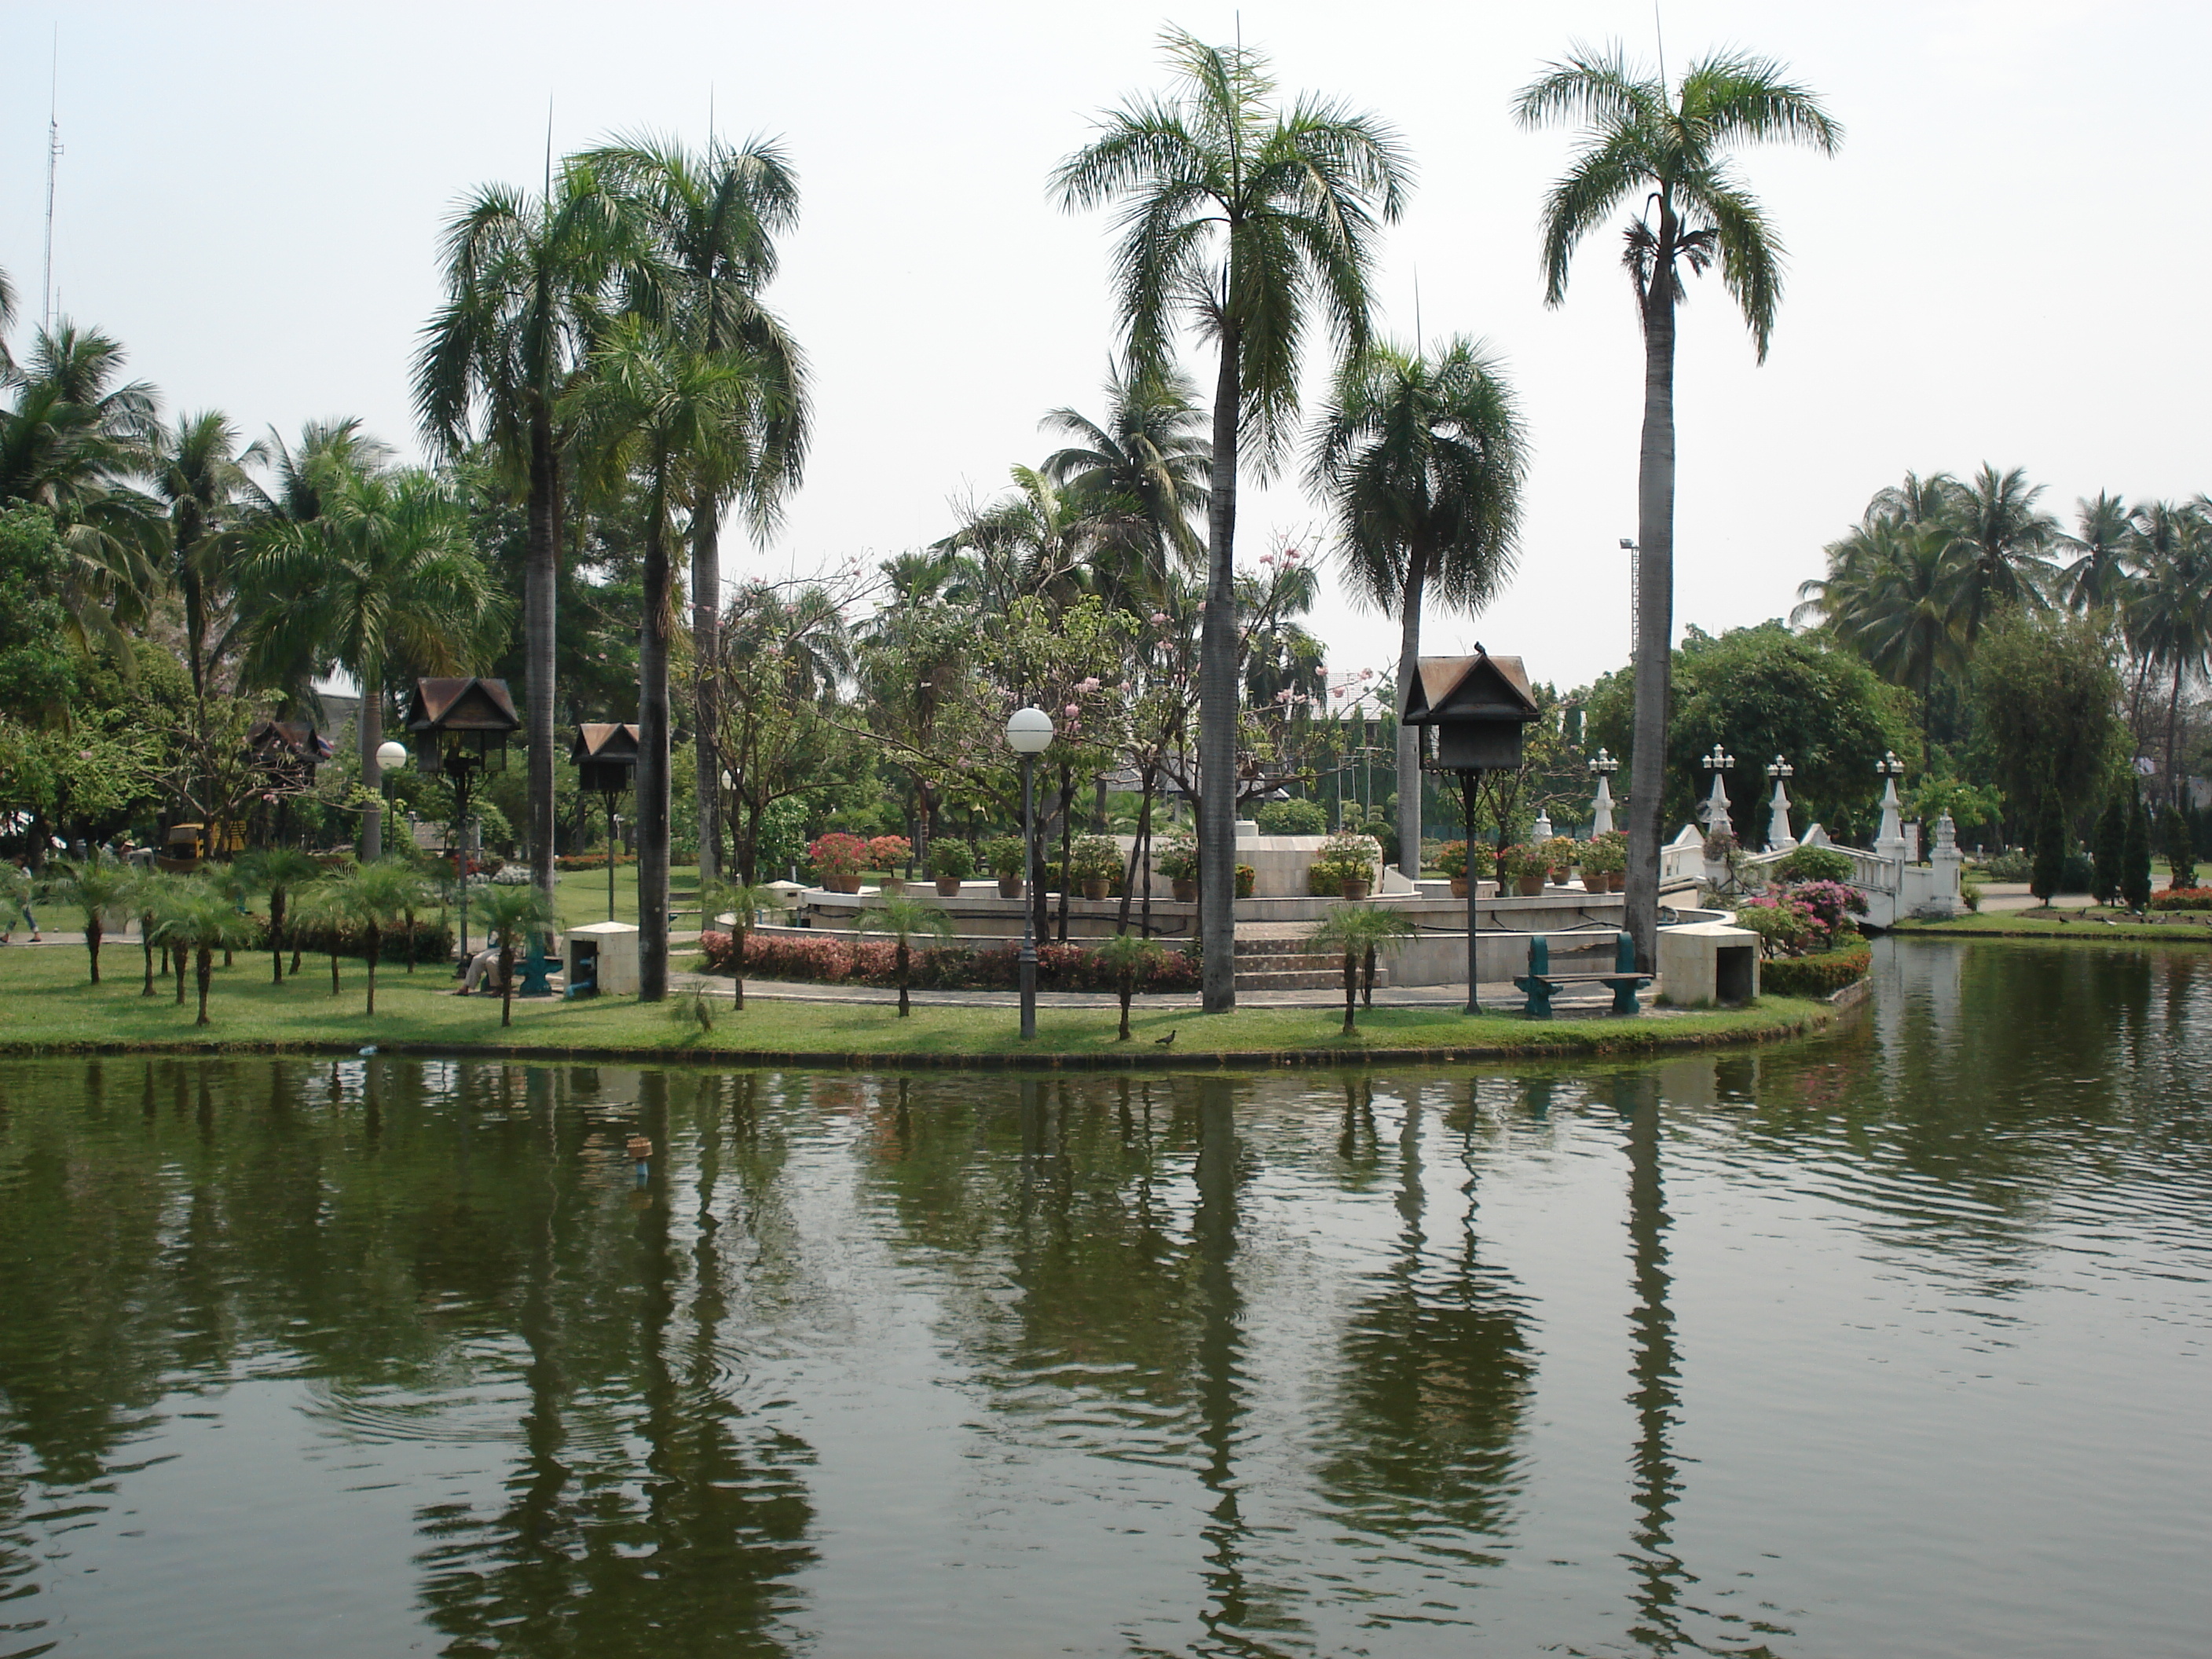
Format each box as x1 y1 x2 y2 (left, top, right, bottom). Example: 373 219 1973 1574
42 29 61 332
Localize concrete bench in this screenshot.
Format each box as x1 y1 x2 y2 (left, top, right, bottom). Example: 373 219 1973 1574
1514 932 1650 1018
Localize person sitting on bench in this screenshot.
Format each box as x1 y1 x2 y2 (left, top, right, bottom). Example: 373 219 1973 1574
460 946 504 994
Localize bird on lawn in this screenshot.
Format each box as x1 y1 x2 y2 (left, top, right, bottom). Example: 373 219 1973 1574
1153 1030 1177 1047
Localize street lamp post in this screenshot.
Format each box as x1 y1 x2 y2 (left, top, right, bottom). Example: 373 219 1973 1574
405 678 519 976
1875 749 1907 856
1699 744 1735 836
1588 748 1620 837
1764 755 1796 850
374 740 408 858
1005 707 1056 1040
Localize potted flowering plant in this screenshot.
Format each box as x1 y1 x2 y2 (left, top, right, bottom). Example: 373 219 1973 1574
1156 832 1199 901
1580 830 1626 892
980 834 1025 898
808 832 869 894
869 834 912 891
1071 835 1121 900
1542 835 1580 888
1308 831 1382 899
928 839 974 895
1496 844 1548 896
1437 839 1495 898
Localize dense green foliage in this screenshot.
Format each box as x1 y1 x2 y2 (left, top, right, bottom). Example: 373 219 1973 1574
1759 939 1871 998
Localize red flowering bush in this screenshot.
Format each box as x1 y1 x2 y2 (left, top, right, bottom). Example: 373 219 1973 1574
867 834 911 870
807 833 869 884
2150 886 2212 911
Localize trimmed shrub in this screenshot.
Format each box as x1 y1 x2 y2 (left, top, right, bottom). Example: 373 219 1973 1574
283 916 456 965
1771 844 1851 884
1760 939 1871 998
556 852 636 872
1255 797 1328 837
2149 886 2212 911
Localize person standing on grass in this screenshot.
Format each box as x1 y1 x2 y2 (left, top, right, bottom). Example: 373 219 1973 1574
1 859 38 944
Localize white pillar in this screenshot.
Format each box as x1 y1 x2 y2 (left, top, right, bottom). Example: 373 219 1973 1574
1532 808 1554 841
1591 774 1616 837
1876 773 1906 859
1766 776 1795 851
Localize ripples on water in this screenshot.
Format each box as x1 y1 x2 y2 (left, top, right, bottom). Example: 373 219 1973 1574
0 939 2208 1657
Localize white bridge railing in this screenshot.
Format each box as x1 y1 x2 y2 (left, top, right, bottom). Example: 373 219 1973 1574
1659 815 1965 928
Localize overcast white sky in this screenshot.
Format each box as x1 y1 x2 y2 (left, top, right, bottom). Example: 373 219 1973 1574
4 1 2206 698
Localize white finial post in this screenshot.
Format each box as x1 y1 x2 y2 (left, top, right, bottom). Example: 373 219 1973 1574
1764 754 1796 851
1588 748 1619 837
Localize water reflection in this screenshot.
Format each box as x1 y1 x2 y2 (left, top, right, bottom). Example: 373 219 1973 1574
1 938 2210 1654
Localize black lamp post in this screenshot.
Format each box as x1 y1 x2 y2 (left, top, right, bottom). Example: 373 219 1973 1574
1005 706 1056 1039
405 678 519 973
1402 646 1544 1014
572 723 640 922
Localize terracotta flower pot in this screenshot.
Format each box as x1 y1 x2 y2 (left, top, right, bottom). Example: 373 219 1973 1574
1516 873 1547 896
1082 877 1111 901
997 875 1024 899
1171 877 1197 903
829 874 862 894
935 876 964 897
1449 877 1469 899
1342 877 1372 901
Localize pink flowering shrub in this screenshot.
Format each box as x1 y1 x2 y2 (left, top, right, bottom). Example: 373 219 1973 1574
866 834 911 870
698 932 1202 992
808 833 869 883
1738 878 1865 958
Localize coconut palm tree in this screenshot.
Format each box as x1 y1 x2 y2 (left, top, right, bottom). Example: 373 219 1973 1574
1054 26 1410 1012
148 876 258 1027
2057 490 2134 613
1306 904 1413 1034
578 134 811 884
234 463 506 859
2122 500 2212 805
571 317 760 1002
39 856 135 984
1042 364 1213 581
1796 515 1969 747
470 881 558 1027
1311 338 1528 874
415 164 634 898
145 410 251 701
1514 43 1840 971
860 892 954 1017
236 846 323 983
1947 463 2056 632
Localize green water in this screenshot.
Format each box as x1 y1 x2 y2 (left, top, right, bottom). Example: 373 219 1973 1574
0 939 2207 1657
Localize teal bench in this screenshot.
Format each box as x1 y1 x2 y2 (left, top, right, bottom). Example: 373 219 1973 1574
1514 932 1651 1018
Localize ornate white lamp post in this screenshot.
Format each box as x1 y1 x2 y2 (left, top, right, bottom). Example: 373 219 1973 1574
1875 750 1907 857
1764 754 1796 851
374 740 407 859
1588 748 1620 837
1699 744 1735 835
1005 707 1056 1039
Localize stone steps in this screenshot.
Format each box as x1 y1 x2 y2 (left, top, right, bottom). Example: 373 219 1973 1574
1232 938 1389 991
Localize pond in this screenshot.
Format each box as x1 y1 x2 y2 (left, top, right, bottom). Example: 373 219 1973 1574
1 939 2207 1657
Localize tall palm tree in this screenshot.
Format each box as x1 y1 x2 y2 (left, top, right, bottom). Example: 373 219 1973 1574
2057 489 2133 613
416 165 633 898
1312 338 1528 874
470 880 557 1027
1042 364 1212 582
573 317 759 1001
1947 462 2056 632
1796 515 1969 748
234 463 506 859
2122 500 2212 804
145 410 250 702
578 134 811 885
1054 27 1409 1011
1515 44 1840 970
0 322 163 654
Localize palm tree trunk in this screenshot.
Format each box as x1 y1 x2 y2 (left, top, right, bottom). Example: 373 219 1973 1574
1118 972 1133 1040
364 925 379 1016
896 942 910 1017
1393 543 1430 878
690 504 723 884
500 946 516 1026
269 892 285 983
360 667 385 862
86 920 102 985
174 945 188 1003
1342 951 1357 1035
142 921 156 996
1624 244 1679 975
525 413 561 899
2167 660 2187 810
1055 764 1075 944
637 477 674 1002
1199 330 1243 1011
196 946 213 1026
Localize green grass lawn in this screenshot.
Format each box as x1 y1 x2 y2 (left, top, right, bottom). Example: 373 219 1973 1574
549 863 702 932
1892 908 2212 943
0 942 1837 1065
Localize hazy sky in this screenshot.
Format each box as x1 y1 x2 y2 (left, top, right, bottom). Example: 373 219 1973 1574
4 1 2205 699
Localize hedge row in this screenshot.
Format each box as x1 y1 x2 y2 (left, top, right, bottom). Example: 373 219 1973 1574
2149 886 2212 911
555 853 637 872
1760 939 1871 998
698 930 1201 992
266 917 457 965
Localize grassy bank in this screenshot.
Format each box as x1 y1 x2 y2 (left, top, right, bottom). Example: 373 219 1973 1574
1892 910 2212 943
0 945 1840 1068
